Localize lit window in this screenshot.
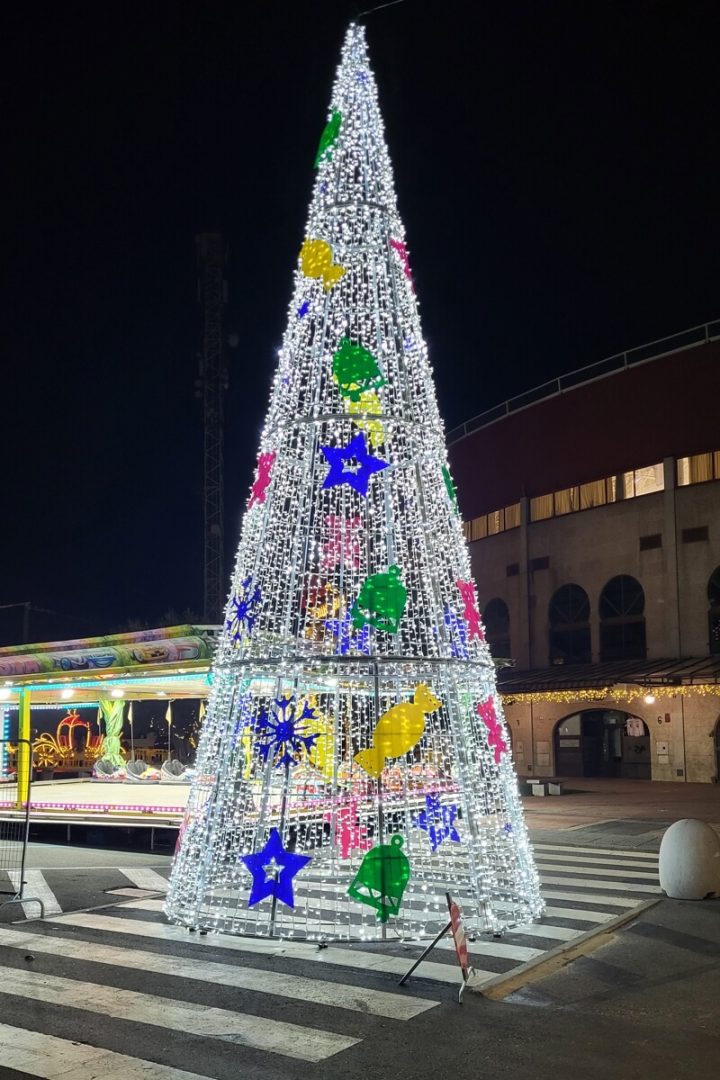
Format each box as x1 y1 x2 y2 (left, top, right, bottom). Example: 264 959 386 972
677 453 717 486
633 463 664 496
530 494 554 521
487 510 504 535
504 503 521 529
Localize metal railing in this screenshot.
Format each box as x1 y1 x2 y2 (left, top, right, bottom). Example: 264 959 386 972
0 739 45 918
447 319 720 444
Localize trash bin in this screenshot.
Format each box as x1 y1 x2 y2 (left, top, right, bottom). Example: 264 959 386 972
659 818 720 900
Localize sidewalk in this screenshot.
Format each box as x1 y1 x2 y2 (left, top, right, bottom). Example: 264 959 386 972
523 778 720 851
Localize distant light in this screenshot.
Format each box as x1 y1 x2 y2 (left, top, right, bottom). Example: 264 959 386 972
0 688 11 701
644 694 656 705
61 688 74 700
156 691 167 697
110 689 125 699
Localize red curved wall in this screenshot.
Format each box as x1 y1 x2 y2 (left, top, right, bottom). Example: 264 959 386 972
448 340 719 519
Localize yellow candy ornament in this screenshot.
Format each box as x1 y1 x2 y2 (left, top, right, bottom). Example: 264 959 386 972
354 684 441 780
300 238 346 291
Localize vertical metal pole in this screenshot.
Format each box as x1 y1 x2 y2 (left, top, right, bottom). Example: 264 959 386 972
372 660 387 940
269 761 292 937
17 690 31 809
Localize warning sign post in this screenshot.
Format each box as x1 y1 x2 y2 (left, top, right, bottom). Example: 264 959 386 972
398 892 475 1001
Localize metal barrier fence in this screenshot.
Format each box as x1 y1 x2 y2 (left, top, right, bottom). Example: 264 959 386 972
0 738 45 918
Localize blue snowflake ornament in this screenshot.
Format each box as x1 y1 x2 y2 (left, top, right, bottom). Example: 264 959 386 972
297 299 310 318
254 694 320 769
325 609 371 655
226 577 262 644
444 605 469 659
413 793 461 853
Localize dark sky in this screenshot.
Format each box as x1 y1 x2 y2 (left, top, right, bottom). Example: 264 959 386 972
4 0 718 642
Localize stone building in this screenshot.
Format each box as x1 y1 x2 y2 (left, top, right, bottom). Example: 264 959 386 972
449 320 720 783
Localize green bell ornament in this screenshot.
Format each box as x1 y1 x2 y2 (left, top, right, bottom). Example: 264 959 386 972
347 834 410 923
332 338 386 402
351 565 407 633
314 110 342 168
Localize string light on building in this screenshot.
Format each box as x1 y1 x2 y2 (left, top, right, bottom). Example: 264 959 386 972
165 23 543 942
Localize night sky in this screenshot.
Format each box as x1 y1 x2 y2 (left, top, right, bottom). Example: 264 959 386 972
4 0 718 643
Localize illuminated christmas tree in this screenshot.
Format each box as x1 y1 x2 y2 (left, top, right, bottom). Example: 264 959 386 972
166 23 543 941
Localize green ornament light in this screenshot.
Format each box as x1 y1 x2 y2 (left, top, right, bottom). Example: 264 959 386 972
347 834 410 923
351 565 407 633
442 464 459 512
332 338 386 401
314 110 342 168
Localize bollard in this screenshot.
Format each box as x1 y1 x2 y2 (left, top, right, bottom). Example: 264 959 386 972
659 819 720 900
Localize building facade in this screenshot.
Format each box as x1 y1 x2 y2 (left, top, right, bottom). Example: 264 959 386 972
449 321 720 783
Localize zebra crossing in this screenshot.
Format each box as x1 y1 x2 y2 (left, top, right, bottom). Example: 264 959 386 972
0 843 660 1078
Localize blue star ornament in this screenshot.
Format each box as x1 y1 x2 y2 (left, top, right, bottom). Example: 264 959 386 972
241 828 311 909
321 432 388 497
413 794 461 853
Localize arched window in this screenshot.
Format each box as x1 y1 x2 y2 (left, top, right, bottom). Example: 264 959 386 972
549 584 591 664
599 575 646 661
483 598 511 659
708 567 720 655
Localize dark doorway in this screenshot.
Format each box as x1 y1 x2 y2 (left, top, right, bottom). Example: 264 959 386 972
548 583 591 664
554 710 651 779
483 597 510 659
708 567 720 655
599 575 646 660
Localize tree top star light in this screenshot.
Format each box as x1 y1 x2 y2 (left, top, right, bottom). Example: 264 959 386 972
165 23 543 942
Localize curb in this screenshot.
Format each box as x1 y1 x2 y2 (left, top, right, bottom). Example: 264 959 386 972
471 898 661 1001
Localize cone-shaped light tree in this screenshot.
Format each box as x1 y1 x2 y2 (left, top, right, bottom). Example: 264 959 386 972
166 23 543 941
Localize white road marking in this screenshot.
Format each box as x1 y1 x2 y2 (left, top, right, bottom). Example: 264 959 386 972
536 861 658 881
540 874 662 894
534 843 659 861
0 1021 217 1080
540 905 619 923
0 927 437 1021
510 923 580 942
0 964 358 1063
541 888 640 907
119 867 170 892
534 851 658 869
47 913 490 983
8 870 62 916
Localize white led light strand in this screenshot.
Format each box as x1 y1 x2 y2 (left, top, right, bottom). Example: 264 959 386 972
166 23 543 942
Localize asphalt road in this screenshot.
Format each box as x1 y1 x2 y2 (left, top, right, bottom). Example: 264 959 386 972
0 788 718 1078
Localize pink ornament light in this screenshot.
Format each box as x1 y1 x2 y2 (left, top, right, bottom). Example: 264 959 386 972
320 514 362 571
248 451 277 508
389 238 414 290
456 579 485 642
476 697 508 764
